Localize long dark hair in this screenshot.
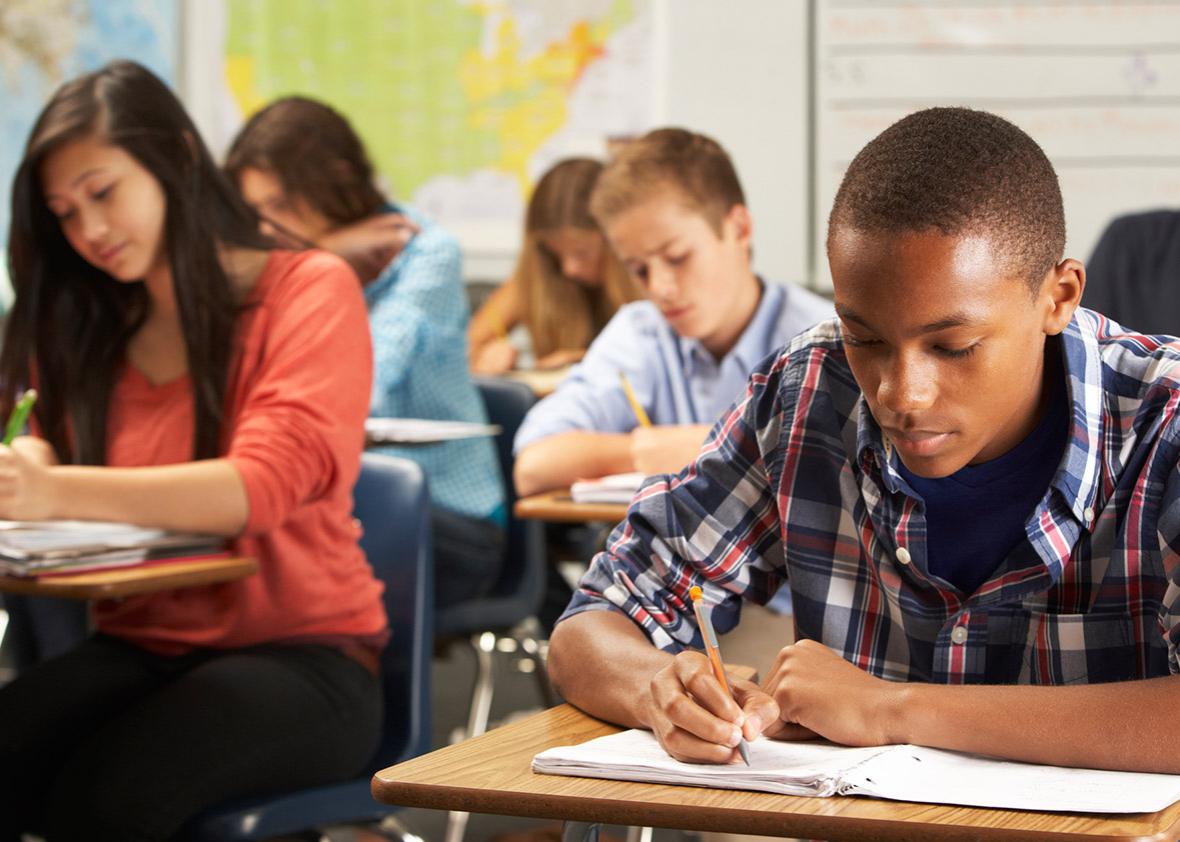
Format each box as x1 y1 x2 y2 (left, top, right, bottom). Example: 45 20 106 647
225 96 386 228
2 60 271 465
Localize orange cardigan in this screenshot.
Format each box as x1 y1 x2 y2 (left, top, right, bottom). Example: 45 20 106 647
94 250 386 654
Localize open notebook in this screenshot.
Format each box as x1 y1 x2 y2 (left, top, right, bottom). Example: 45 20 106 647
0 520 224 576
570 472 646 504
532 728 1180 814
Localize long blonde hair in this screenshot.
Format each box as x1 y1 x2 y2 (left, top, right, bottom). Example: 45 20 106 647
516 158 641 359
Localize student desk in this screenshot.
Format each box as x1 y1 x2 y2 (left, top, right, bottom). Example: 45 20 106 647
372 703 1180 842
0 556 258 600
514 490 628 524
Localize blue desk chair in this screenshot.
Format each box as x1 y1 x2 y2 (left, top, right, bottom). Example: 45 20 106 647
188 453 433 840
437 377 550 842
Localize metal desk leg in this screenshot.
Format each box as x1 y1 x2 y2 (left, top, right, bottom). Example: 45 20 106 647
562 821 600 842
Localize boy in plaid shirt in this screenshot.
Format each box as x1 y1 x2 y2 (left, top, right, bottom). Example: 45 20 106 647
548 107 1180 772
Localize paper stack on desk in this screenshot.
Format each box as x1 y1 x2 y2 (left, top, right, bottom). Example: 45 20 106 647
533 728 1180 814
365 418 501 445
0 520 223 576
570 472 646 504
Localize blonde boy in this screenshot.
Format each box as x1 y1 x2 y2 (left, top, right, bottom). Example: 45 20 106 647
513 128 831 496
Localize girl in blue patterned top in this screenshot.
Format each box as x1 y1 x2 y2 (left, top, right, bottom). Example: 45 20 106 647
226 96 506 608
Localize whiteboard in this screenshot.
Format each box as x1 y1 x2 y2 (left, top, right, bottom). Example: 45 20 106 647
812 0 1180 290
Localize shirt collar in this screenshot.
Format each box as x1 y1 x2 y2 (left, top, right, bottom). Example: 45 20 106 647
1053 310 1105 524
851 311 1105 522
677 279 781 374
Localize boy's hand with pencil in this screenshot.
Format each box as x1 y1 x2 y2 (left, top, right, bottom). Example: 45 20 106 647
643 647 776 764
629 424 712 475
638 587 776 764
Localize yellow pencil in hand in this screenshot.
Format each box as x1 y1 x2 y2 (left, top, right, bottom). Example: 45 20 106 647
618 371 652 428
689 585 751 765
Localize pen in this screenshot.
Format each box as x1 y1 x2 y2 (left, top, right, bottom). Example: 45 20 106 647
3 389 37 446
689 585 751 765
618 371 652 428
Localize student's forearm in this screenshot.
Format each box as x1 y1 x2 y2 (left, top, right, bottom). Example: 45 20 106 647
888 676 1180 773
468 277 520 352
47 459 249 536
549 611 675 729
514 431 634 496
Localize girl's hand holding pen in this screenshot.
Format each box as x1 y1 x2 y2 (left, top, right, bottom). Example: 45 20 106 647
642 649 777 764
0 436 56 520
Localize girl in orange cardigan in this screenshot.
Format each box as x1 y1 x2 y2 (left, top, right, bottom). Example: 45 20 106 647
0 61 386 840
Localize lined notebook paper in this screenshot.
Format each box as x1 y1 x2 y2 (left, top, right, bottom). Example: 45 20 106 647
570 472 645 504
533 728 1180 814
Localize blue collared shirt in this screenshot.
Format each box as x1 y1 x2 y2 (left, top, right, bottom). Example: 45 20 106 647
562 310 1180 685
366 204 505 525
514 280 833 450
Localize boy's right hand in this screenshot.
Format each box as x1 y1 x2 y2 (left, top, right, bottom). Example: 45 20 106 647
630 424 712 476
642 650 778 763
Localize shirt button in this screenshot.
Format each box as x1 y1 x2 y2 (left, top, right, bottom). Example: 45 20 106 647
1083 507 1095 523
951 625 968 645
896 547 912 565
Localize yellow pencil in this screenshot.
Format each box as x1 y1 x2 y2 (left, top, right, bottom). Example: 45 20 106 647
689 585 751 765
618 371 652 428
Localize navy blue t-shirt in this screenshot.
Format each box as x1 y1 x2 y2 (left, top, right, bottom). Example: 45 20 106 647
896 377 1068 596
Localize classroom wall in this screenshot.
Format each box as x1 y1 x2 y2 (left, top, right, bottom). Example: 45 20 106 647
180 0 812 288
180 0 1177 291
661 1 811 289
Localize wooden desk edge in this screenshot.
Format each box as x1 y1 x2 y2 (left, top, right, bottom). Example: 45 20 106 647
371 705 1180 842
513 490 629 524
0 556 258 600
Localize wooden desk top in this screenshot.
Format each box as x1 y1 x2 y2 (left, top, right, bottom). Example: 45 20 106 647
0 556 258 600
513 490 628 524
372 704 1180 842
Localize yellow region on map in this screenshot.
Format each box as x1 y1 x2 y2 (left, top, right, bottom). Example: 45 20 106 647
225 0 635 199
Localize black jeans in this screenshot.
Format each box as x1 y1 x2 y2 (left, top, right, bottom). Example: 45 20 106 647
431 507 505 608
0 634 382 842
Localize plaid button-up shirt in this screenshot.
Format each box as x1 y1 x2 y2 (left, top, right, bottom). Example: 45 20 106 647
562 309 1180 685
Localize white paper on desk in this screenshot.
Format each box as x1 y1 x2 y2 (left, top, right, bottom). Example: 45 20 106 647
569 472 646 504
533 728 886 797
0 520 170 557
365 418 501 444
0 520 222 576
840 744 1180 814
533 728 1180 814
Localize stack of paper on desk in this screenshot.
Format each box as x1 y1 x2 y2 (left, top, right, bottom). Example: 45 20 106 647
533 728 1180 813
570 472 646 504
0 520 224 576
365 418 501 444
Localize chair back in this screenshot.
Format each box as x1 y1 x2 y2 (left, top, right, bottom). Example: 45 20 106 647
354 452 433 768
434 377 545 634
